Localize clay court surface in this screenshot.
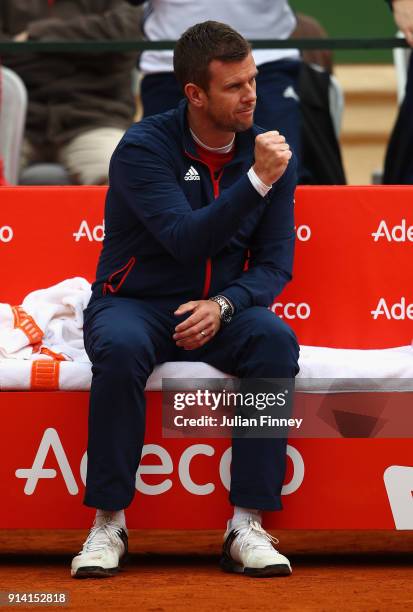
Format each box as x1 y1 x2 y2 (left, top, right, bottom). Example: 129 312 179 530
1 530 412 611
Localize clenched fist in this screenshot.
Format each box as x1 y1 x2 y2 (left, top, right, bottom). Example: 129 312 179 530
253 130 292 186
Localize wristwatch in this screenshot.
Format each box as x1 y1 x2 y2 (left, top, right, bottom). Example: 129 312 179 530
209 295 234 325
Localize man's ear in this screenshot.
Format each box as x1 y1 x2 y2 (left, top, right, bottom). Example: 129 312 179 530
184 82 207 108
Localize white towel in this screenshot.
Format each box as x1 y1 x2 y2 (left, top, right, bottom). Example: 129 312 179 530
0 277 91 361
297 345 413 392
0 278 412 392
0 278 91 390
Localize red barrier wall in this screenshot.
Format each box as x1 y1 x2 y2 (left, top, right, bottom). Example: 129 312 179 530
1 186 412 348
3 391 412 530
1 186 413 529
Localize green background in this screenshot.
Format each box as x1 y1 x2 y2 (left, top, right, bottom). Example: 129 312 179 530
290 0 395 63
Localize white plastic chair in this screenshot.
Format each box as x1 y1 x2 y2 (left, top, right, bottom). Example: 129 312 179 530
0 66 27 184
308 62 344 138
393 31 411 104
328 74 345 139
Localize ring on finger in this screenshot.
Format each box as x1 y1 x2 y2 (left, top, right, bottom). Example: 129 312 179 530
200 330 207 338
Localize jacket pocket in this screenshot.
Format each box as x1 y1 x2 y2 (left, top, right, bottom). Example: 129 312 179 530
103 257 136 296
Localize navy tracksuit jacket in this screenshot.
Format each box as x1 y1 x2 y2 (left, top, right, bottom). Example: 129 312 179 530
84 100 300 513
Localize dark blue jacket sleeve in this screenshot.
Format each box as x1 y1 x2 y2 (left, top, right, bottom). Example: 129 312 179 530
220 156 297 313
110 140 266 263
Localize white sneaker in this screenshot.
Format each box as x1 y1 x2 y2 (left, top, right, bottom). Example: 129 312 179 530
220 519 291 577
71 519 128 578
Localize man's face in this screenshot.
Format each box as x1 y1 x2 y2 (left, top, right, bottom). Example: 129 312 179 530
201 52 258 133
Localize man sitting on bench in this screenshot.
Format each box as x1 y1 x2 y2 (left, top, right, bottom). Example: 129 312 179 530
71 20 299 579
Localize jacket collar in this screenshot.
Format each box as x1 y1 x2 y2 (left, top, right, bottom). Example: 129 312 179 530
176 98 258 164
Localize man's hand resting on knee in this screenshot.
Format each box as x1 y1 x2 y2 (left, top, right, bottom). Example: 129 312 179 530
173 300 221 349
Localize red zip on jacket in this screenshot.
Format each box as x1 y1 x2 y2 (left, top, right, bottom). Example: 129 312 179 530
195 144 234 299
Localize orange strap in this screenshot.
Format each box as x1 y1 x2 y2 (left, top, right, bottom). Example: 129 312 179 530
12 306 43 345
39 346 67 361
30 360 60 390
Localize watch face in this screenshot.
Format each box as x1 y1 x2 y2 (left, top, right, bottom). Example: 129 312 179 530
221 303 232 324
210 296 232 323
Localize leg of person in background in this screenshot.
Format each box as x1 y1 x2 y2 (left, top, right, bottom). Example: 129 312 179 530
140 72 184 118
58 127 125 185
255 59 304 181
383 53 413 184
19 139 44 175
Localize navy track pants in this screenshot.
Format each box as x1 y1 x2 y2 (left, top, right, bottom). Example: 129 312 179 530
83 297 299 512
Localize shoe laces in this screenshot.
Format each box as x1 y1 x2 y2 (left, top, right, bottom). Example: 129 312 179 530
234 520 279 554
80 520 124 554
